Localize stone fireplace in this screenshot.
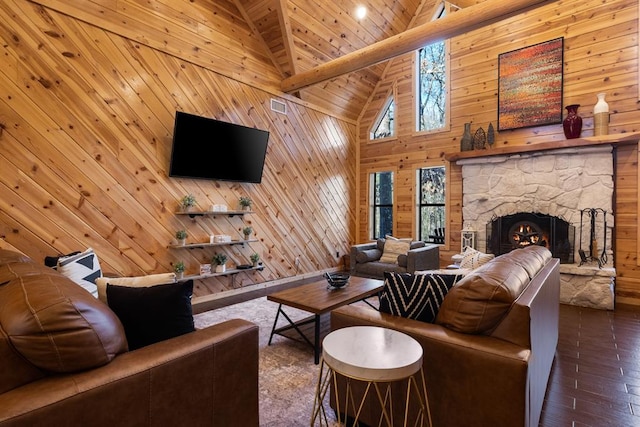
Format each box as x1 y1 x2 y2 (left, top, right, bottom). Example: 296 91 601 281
457 145 615 309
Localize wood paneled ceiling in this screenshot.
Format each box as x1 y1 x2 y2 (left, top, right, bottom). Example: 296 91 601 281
235 0 433 120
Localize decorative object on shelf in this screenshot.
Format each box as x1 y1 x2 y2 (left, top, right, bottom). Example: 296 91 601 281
175 230 187 246
199 263 211 275
243 226 253 240
498 37 564 131
213 235 232 243
180 194 196 211
212 253 228 273
563 104 582 139
461 224 477 252
593 92 609 136
210 204 228 212
239 196 252 211
487 123 495 148
460 122 473 151
473 127 486 149
174 261 185 280
250 253 260 267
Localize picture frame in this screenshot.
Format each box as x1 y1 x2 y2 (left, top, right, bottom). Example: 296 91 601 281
497 38 564 131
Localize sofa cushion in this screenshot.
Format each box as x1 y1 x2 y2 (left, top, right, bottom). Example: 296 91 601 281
379 239 411 264
57 248 102 297
95 272 177 303
106 280 195 350
355 249 382 264
380 272 463 323
436 246 551 334
0 262 128 375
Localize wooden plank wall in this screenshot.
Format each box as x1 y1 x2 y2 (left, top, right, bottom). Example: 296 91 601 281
357 0 640 305
0 0 356 297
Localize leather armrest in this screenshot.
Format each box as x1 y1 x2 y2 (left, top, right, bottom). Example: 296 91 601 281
0 319 259 427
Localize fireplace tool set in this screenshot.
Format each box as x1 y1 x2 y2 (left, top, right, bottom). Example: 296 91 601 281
578 208 608 268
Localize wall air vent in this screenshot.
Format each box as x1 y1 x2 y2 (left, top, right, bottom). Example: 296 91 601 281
270 98 287 115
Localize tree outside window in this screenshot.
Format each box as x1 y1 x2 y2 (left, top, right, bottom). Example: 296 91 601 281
417 41 446 132
372 171 393 239
418 167 445 243
371 97 395 140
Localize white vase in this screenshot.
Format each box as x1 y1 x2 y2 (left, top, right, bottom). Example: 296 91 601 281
593 92 609 136
215 264 226 273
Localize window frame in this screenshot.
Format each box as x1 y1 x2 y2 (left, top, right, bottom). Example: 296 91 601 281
369 170 394 239
413 3 450 135
416 166 446 244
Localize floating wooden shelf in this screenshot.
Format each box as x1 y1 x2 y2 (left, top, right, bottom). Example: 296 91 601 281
176 210 253 218
181 265 264 281
169 239 258 249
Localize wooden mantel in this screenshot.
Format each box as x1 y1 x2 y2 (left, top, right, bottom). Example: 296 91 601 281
445 132 640 162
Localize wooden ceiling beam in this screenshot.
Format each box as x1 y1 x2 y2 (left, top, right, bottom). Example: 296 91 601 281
447 0 483 8
281 0 552 93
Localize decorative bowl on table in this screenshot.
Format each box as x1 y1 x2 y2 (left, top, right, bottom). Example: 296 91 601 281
325 272 350 289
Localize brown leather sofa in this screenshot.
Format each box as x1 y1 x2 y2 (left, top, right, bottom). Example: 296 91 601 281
331 245 560 427
0 249 259 426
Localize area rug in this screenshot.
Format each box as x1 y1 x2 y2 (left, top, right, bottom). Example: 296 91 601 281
194 296 342 427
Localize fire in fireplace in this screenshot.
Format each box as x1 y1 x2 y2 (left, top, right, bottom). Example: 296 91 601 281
487 212 575 263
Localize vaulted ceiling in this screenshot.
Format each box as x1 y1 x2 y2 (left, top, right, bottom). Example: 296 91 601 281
235 0 438 120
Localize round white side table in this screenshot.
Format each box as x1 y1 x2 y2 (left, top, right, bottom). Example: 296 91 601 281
311 326 432 427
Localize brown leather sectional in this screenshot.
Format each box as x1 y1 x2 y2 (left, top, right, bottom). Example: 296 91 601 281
0 249 259 426
331 245 560 427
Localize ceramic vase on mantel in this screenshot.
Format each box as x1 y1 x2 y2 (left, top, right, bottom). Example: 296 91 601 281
563 104 582 139
593 93 609 136
460 123 473 151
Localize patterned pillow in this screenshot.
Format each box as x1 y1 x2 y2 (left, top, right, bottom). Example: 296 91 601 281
379 272 464 323
57 248 102 297
459 247 494 269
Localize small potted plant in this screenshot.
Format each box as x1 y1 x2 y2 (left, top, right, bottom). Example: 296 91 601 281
250 253 260 267
239 196 252 211
212 252 228 273
174 261 185 280
243 226 253 240
180 194 196 211
175 229 187 245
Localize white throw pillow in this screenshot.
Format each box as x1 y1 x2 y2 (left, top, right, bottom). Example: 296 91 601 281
379 238 411 264
57 248 102 298
459 247 495 269
96 272 177 303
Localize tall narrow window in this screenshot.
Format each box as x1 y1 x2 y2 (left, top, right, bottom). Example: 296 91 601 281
417 7 446 132
371 171 393 239
418 167 445 243
371 96 395 140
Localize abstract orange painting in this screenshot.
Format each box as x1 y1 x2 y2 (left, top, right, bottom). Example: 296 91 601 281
498 38 564 131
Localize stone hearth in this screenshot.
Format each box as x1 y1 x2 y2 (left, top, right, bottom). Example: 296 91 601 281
457 145 615 309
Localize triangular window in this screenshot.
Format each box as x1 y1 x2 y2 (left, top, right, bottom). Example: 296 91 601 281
370 96 395 140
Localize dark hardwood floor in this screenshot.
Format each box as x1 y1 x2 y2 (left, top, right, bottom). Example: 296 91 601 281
541 303 640 426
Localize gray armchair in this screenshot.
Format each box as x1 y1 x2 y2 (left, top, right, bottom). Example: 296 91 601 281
350 239 440 280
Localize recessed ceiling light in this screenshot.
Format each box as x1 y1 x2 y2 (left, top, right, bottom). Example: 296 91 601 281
355 5 367 20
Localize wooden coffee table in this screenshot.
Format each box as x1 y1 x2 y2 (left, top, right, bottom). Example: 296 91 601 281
267 276 383 364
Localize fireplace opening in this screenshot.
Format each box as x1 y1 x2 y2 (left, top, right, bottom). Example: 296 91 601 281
487 212 574 263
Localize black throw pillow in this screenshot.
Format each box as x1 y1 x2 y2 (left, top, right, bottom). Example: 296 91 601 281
106 280 195 350
379 272 463 323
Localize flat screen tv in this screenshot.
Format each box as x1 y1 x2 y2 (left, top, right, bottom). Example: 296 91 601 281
169 111 269 183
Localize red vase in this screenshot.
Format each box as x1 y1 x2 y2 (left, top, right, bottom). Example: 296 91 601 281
563 104 582 139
